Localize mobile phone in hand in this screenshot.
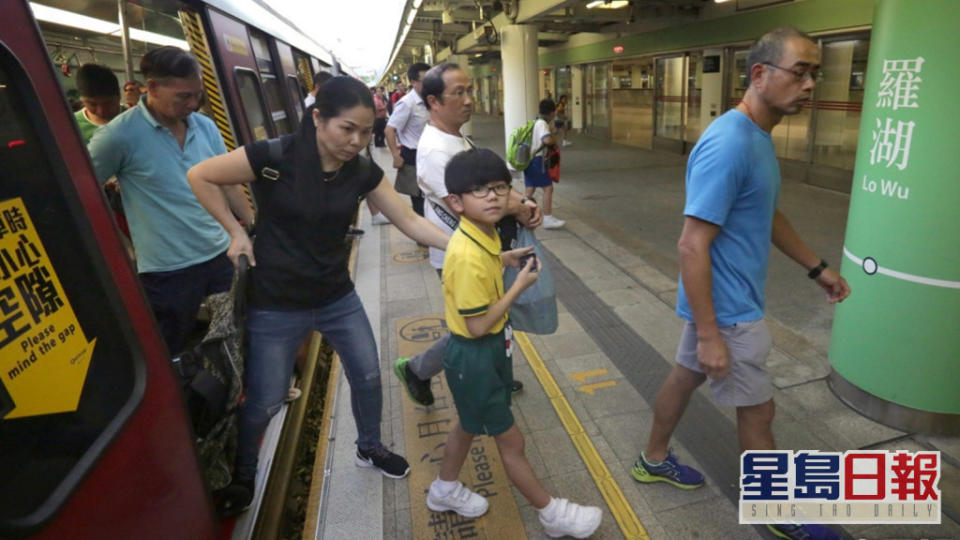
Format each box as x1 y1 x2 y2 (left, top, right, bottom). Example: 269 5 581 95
519 253 538 272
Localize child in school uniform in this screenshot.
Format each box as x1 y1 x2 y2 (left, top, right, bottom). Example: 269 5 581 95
426 148 602 538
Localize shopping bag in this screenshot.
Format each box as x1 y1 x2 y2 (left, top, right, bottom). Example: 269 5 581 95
502 227 558 334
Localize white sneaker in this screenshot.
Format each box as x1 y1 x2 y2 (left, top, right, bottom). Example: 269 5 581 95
371 213 390 225
562 140 572 147
539 499 602 538
426 480 489 517
543 215 566 229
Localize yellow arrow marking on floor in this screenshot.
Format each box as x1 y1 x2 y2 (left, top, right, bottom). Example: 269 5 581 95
578 380 617 396
515 332 649 540
569 368 607 383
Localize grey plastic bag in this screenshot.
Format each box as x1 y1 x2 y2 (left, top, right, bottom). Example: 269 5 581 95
502 227 558 334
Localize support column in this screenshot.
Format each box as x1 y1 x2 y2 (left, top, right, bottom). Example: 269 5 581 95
829 0 960 434
499 25 539 158
448 54 473 137
117 0 134 83
699 48 724 134
571 65 583 131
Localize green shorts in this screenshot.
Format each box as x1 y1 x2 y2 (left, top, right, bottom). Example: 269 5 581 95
444 329 514 436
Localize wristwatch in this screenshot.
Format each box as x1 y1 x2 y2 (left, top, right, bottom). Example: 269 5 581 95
807 259 828 279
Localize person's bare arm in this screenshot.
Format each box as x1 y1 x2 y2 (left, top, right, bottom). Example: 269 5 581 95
771 209 850 303
187 148 257 265
677 216 728 379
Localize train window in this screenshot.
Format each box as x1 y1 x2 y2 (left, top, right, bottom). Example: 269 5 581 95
262 74 293 135
0 48 144 532
249 31 273 74
293 50 312 94
287 75 304 120
235 68 271 141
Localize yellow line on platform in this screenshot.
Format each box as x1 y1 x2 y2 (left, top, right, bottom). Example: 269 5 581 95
514 331 650 540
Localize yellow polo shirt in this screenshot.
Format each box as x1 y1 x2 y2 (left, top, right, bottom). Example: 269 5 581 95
442 217 507 338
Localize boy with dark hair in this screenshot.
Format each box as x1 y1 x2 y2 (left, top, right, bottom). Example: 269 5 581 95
74 63 121 143
524 98 564 229
427 148 602 538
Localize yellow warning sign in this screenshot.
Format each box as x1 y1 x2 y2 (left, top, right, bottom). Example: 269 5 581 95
0 198 96 419
396 315 526 539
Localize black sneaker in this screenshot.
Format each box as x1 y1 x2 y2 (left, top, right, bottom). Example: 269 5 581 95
394 357 434 406
346 226 365 237
214 475 254 517
511 379 524 393
355 446 410 479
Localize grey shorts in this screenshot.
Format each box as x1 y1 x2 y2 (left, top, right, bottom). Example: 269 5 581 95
676 320 774 407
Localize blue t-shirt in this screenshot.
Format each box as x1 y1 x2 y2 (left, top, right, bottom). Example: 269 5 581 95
676 109 780 326
89 97 230 273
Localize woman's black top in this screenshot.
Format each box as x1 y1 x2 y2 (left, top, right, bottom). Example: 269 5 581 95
244 135 383 310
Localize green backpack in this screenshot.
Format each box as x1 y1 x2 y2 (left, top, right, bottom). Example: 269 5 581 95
506 119 537 170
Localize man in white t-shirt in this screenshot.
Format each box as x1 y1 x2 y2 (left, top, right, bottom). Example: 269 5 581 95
393 62 542 406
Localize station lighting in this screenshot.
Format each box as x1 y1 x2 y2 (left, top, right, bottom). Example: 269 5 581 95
29 3 189 50
586 0 629 9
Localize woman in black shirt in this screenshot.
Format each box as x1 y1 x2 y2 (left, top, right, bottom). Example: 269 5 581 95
188 76 449 513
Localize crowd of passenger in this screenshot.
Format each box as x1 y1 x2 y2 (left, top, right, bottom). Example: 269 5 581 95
72 26 849 540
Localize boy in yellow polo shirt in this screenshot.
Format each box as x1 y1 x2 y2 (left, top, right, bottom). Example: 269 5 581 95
427 148 602 538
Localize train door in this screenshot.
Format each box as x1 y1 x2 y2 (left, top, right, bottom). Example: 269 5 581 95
0 3 216 538
249 30 294 136
274 40 305 122
206 8 273 142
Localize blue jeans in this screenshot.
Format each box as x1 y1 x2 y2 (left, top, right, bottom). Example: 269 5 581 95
235 290 382 479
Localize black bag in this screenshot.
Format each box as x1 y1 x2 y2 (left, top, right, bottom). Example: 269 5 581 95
171 255 248 490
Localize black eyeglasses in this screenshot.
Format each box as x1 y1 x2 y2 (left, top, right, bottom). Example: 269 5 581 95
763 62 822 82
466 183 510 198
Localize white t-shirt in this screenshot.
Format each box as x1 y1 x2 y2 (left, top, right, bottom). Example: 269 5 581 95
531 117 552 156
386 90 429 149
304 93 315 108
416 124 472 269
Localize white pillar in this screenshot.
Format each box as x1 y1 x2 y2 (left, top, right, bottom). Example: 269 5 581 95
481 77 491 114
500 24 540 156
700 48 724 135
571 65 583 131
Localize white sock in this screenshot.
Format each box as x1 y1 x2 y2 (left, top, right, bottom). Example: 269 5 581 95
545 214 553 220
538 497 560 521
431 477 459 497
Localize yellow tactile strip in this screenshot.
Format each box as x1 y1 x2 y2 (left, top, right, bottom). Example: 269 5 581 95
514 331 650 540
396 315 527 539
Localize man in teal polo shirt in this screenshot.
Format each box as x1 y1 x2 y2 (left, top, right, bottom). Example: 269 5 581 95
89 46 252 354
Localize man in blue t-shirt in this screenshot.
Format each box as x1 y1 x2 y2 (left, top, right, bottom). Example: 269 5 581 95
630 28 850 540
89 47 253 354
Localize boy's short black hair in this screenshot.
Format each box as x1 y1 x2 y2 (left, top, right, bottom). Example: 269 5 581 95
76 64 119 98
445 148 511 195
539 98 556 115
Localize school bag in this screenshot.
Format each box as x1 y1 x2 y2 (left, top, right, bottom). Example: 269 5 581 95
506 119 536 170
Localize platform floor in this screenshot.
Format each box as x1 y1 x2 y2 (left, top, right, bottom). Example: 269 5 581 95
313 114 959 540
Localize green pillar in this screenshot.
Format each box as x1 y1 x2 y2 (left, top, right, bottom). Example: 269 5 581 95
828 0 960 434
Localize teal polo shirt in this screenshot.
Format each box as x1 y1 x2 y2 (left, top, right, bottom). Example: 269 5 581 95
88 96 230 273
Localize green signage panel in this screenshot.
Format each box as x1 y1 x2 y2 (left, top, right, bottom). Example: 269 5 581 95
830 0 960 415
